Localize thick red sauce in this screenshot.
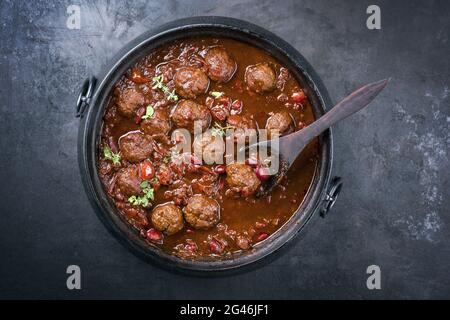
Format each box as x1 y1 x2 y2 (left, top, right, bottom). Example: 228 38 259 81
98 37 318 260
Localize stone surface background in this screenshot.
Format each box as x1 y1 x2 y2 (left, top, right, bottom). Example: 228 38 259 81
0 0 448 299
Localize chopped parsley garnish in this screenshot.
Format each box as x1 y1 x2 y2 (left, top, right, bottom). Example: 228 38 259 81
210 91 224 98
128 181 154 207
152 75 179 101
141 105 154 120
103 146 121 165
211 122 234 137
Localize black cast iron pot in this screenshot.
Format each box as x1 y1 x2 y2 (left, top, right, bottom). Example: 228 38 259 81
76 16 342 275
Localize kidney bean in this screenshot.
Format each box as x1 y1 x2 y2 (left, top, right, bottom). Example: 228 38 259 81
230 100 243 115
209 239 223 254
255 232 269 242
255 165 271 181
146 228 163 242
135 106 146 124
214 165 226 174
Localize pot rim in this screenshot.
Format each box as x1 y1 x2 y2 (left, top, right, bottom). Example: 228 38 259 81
77 16 333 274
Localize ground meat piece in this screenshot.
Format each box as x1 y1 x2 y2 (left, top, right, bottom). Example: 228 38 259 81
174 67 210 99
116 166 142 196
151 203 184 235
226 163 261 196
116 88 146 118
193 131 225 164
191 174 221 196
236 235 251 250
184 195 220 230
122 204 149 229
276 67 290 90
119 132 153 163
265 111 294 138
171 100 211 133
156 163 174 186
164 180 193 206
204 47 237 83
227 115 257 143
245 63 276 93
141 108 171 136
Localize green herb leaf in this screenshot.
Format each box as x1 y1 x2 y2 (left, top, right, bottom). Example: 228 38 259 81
141 105 154 120
140 181 149 189
211 122 234 137
128 185 155 206
210 91 224 98
152 75 179 101
103 146 121 165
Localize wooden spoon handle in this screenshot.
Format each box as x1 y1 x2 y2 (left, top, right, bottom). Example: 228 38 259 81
298 79 389 144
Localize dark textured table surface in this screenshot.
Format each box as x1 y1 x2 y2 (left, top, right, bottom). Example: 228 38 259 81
0 0 449 299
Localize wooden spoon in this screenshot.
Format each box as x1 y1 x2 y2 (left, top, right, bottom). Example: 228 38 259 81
248 79 389 197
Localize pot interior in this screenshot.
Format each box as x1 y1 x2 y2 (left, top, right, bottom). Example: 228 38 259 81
83 19 332 272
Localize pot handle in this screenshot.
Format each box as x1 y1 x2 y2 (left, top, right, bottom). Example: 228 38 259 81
320 176 343 217
76 77 97 118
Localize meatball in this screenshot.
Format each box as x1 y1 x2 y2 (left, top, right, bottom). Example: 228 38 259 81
117 88 146 118
171 100 211 133
193 131 225 164
265 111 294 138
226 163 261 196
245 63 276 93
184 195 220 230
151 203 184 235
141 108 171 136
227 115 257 143
174 67 209 99
204 47 237 83
119 132 153 163
116 166 142 196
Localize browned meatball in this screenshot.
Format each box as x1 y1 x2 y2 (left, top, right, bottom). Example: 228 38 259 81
245 63 276 93
116 166 142 196
141 108 171 136
265 111 294 138
226 163 261 196
119 132 153 163
227 114 257 142
204 47 237 83
184 195 220 230
174 67 209 99
151 203 184 235
171 100 211 133
117 88 146 118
